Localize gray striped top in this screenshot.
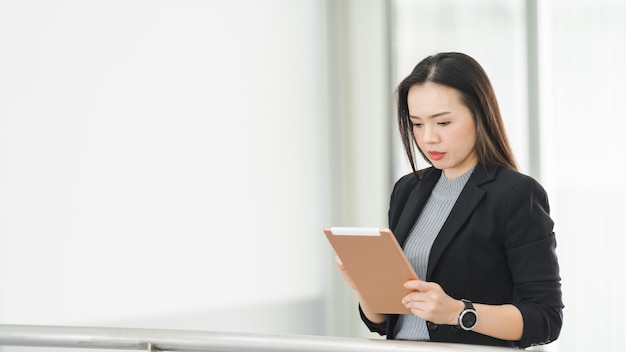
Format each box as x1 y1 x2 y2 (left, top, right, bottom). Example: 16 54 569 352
394 167 474 340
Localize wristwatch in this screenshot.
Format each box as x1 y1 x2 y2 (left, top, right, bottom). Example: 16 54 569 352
458 299 478 331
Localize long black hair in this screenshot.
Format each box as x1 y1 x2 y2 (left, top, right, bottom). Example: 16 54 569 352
396 52 518 177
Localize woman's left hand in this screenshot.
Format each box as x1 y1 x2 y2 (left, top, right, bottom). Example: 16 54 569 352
401 280 464 325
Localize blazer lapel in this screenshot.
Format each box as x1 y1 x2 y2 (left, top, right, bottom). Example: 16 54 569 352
425 166 496 280
394 168 441 247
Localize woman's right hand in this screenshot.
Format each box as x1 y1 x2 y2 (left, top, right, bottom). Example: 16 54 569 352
335 255 359 291
335 255 387 324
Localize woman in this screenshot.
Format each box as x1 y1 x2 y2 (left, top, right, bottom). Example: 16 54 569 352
336 52 563 348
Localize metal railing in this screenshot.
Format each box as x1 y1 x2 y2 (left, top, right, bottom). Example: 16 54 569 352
0 324 513 352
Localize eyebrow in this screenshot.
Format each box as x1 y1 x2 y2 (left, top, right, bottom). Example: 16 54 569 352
409 111 451 119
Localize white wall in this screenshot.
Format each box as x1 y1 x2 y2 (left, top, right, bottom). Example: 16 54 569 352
0 0 330 333
539 1 626 351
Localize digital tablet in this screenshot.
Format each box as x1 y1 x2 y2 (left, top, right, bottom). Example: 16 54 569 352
324 227 418 314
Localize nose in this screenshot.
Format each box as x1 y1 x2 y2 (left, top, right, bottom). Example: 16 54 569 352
421 125 439 143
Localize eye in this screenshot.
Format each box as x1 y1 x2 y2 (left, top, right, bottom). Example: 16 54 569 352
411 122 422 128
437 121 450 126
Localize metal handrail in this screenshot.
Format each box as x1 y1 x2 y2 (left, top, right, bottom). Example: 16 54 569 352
0 324 512 352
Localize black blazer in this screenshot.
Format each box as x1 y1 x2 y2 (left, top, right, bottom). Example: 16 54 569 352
360 165 563 349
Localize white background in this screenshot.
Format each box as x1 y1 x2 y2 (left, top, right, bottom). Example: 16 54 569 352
1 1 625 352
0 0 329 330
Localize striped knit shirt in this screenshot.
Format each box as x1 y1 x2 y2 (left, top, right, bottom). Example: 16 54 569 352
394 167 474 340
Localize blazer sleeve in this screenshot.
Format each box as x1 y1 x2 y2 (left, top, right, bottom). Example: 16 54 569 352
359 304 387 335
504 176 564 348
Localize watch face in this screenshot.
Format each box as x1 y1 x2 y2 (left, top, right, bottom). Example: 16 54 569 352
461 311 477 329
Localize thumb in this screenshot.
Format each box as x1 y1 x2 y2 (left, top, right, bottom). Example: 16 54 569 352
404 279 435 291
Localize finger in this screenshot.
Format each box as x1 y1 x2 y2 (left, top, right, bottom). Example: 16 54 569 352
404 280 439 292
404 299 427 316
402 291 426 306
334 255 344 269
401 293 412 304
403 279 425 290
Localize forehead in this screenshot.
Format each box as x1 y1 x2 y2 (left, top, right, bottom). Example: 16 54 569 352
407 83 463 116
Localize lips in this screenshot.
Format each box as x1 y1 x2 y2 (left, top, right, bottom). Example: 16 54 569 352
428 151 446 161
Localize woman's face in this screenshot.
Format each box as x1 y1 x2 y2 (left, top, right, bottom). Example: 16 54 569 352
408 82 478 179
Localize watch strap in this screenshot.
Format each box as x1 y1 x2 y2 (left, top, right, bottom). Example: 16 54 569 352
459 299 478 331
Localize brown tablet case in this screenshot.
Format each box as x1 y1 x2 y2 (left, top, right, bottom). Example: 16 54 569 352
324 227 418 314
